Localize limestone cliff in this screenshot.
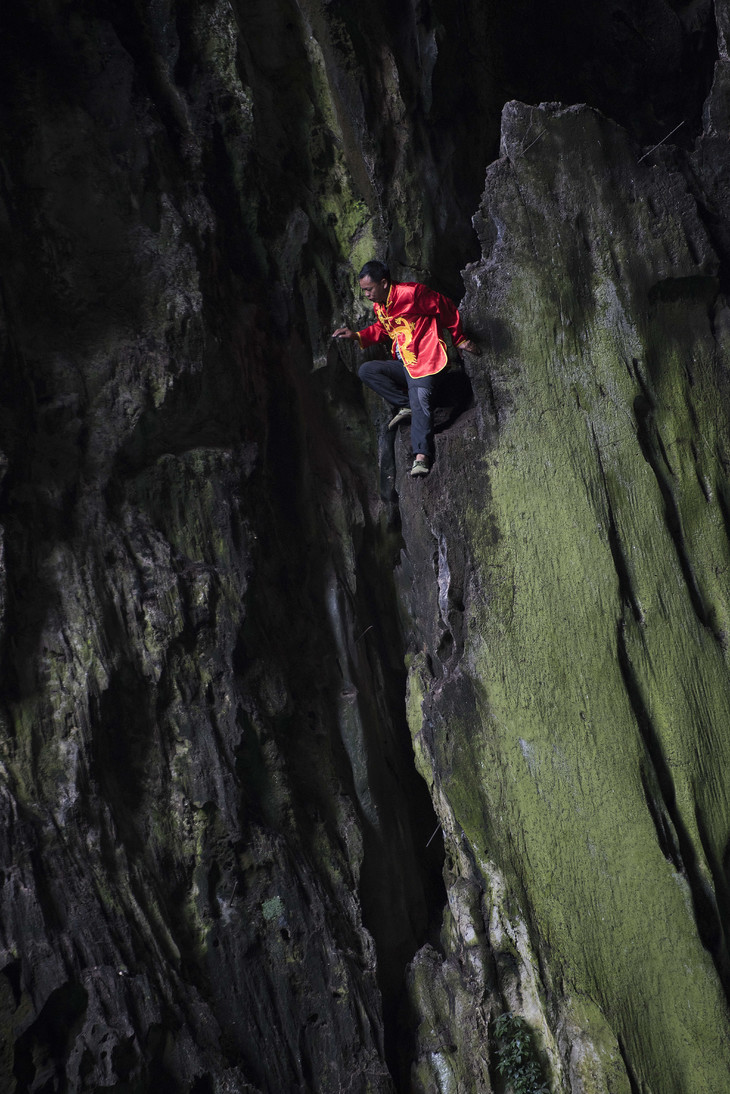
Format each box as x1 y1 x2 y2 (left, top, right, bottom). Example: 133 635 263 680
0 1 729 1092
403 99 730 1093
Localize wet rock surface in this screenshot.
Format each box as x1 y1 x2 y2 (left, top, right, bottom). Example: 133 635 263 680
1 0 730 1091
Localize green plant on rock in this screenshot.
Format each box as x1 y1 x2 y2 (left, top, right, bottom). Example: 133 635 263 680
493 1012 550 1094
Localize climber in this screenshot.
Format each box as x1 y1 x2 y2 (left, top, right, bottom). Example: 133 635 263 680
332 260 479 476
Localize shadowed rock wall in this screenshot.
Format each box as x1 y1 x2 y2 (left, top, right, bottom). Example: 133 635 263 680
0 1 450 1089
1 0 729 1092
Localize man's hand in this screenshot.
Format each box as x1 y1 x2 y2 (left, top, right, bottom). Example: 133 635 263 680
332 327 359 340
458 338 481 356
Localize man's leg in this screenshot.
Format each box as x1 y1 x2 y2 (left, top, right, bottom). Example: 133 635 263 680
358 359 410 409
406 372 439 462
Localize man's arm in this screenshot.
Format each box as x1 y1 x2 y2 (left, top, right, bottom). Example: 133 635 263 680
413 283 480 355
332 321 391 348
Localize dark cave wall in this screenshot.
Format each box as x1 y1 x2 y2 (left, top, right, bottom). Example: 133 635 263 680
0 1 452 1089
0 0 730 1092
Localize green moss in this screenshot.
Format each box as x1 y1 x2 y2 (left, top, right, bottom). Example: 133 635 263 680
405 653 430 783
460 323 730 1084
262 895 285 922
563 994 633 1094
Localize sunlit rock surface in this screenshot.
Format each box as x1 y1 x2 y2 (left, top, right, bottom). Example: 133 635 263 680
401 99 730 1093
1 0 729 1091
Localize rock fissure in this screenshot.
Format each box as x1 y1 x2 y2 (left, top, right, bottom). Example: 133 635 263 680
614 611 730 999
591 424 645 625
632 385 715 636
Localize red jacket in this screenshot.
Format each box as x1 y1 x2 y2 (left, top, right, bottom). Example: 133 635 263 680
356 281 468 378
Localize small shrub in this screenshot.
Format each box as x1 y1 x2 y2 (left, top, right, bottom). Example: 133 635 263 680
493 1011 550 1094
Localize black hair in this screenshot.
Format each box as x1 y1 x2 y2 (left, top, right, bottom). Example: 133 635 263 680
358 259 390 283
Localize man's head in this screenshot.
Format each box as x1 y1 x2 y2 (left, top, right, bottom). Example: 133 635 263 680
358 259 391 305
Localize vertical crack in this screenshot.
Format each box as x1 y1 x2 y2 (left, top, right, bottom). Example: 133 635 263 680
591 425 644 624
616 618 730 1001
343 510 447 1089
616 1032 642 1094
631 363 714 635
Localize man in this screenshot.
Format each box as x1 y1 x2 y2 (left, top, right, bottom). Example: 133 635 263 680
333 260 479 476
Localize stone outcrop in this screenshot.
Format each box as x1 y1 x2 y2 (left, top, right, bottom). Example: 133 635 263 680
1 0 730 1092
401 98 730 1093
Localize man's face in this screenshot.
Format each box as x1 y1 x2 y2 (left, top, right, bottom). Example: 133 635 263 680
359 275 390 305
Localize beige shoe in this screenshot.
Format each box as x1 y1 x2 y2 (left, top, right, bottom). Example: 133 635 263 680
410 457 431 477
388 407 412 429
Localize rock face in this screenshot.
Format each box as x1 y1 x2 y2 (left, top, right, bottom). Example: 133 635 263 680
0 2 447 1090
1 0 730 1092
402 99 730 1093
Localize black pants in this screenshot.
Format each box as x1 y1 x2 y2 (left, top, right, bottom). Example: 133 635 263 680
358 358 441 457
